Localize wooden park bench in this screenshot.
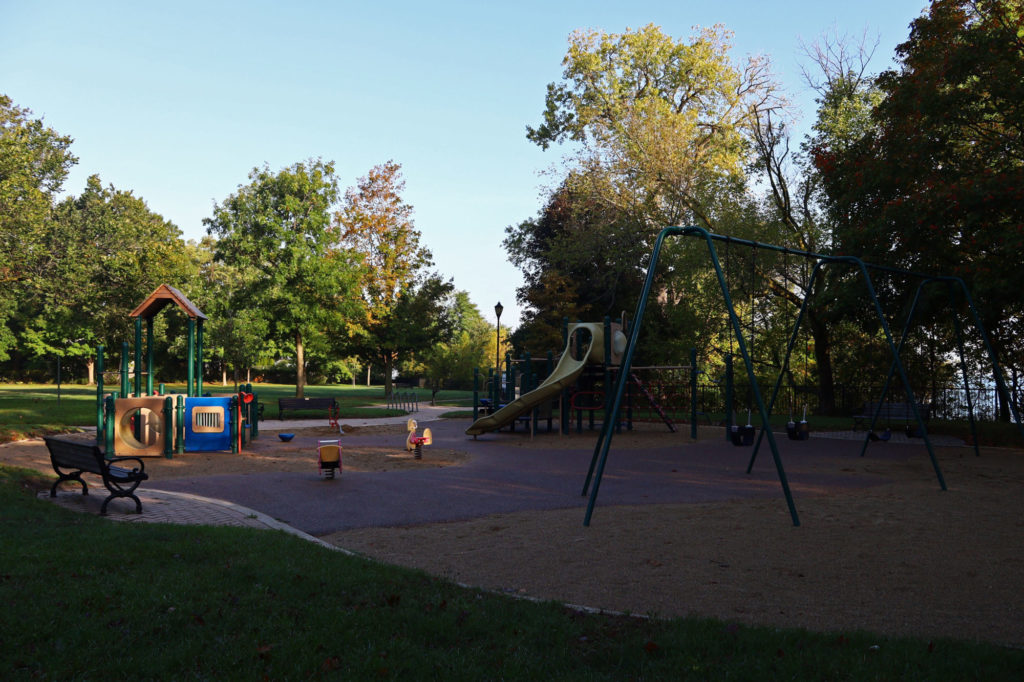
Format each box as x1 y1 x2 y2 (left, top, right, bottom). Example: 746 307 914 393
44 436 149 515
852 401 931 431
277 396 337 420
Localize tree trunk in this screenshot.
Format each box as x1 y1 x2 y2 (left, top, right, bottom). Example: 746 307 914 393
295 330 306 398
86 357 95 386
366 364 371 387
808 312 837 415
383 354 394 396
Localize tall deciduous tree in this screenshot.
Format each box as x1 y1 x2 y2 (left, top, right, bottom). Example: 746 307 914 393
749 30 884 412
205 160 363 397
504 179 641 351
27 174 193 382
518 24 784 367
528 23 778 234
192 236 274 387
336 161 453 394
818 0 1024 388
0 94 77 361
415 291 493 393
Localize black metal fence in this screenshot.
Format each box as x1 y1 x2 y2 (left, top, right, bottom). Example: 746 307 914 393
691 382 1019 422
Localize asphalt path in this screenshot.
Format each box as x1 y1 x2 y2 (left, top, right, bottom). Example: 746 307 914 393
148 419 917 536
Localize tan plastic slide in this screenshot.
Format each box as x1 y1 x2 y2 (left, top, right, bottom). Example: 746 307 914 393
465 322 626 436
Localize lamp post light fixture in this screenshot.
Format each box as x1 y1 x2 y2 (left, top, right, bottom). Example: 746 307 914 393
494 301 503 373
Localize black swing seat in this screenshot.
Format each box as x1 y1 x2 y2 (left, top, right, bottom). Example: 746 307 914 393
868 429 892 442
45 436 149 515
730 424 756 446
785 421 810 441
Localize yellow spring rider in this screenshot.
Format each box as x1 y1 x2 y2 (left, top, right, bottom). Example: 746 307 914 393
317 439 342 479
406 419 432 460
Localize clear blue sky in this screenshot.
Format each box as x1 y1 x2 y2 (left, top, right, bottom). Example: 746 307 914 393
2 0 928 329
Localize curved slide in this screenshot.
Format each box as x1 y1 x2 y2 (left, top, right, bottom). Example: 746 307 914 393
466 323 624 436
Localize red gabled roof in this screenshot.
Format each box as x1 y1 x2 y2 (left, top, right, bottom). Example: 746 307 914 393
129 284 207 320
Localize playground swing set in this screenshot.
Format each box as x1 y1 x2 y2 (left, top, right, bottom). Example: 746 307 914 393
93 284 261 459
721 242 813 445
581 225 1024 528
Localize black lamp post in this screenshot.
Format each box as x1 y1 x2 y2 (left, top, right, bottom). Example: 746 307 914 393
494 301 503 373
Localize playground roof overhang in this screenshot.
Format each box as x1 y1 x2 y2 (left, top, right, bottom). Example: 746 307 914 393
129 284 207 320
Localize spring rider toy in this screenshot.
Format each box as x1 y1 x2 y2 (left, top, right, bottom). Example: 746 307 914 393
317 439 342 479
405 419 432 460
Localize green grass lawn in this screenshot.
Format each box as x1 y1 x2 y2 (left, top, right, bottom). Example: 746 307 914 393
1 465 1020 680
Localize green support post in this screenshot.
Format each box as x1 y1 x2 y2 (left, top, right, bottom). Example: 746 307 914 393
603 317 613 428
229 396 238 454
724 354 734 442
505 352 513 405
176 395 185 455
621 315 632 432
487 367 496 414
472 368 480 422
239 391 248 447
133 319 143 443
250 387 259 440
146 317 154 395
523 351 533 431
547 350 555 432
95 345 105 444
134 317 143 397
120 342 130 398
690 347 698 440
105 393 117 457
241 384 251 444
163 397 174 458
561 317 570 435
186 318 195 397
196 319 204 397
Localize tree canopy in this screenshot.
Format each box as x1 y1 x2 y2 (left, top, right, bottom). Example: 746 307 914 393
528 23 777 232
23 175 194 370
0 95 77 361
205 159 364 397
336 161 453 394
818 0 1024 364
414 291 494 393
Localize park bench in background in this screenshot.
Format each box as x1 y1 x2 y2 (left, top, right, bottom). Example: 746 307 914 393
852 401 931 431
44 436 148 515
277 397 337 420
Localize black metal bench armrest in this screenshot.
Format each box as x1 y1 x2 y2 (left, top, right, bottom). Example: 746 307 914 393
107 456 147 475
